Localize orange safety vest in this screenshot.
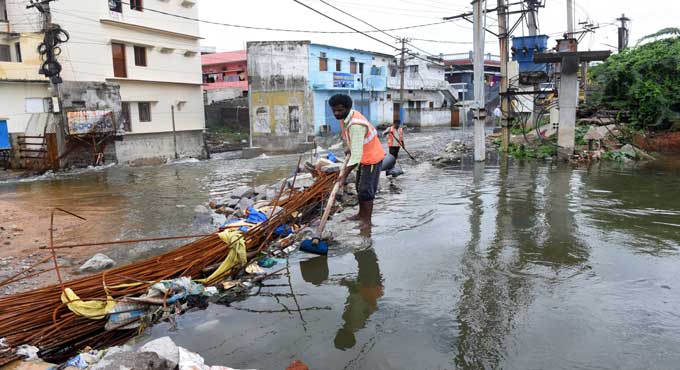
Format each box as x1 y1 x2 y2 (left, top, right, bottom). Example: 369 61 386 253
387 126 404 147
340 111 385 165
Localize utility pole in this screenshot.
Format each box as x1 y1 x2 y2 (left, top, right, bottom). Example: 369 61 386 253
28 0 66 169
566 0 574 35
398 37 408 126
616 13 630 52
497 0 510 151
472 0 486 161
526 0 540 142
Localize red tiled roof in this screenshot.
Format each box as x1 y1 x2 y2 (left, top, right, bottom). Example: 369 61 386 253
202 50 247 66
202 80 248 91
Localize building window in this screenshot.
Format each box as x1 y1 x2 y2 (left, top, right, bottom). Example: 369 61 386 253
409 65 419 77
111 43 127 78
121 102 131 132
429 101 434 109
289 106 300 133
0 45 10 62
359 63 364 74
335 59 341 72
319 52 327 71
14 42 21 63
138 102 151 122
130 0 143 11
109 0 122 13
0 0 7 21
204 73 217 83
386 93 391 100
350 62 357 74
133 46 146 66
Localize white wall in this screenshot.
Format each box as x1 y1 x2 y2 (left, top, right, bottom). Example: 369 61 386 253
0 82 50 133
119 80 204 134
47 0 205 135
387 56 448 91
404 108 451 128
206 88 243 104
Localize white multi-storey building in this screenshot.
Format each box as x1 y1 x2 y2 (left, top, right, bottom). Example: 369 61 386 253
0 0 205 166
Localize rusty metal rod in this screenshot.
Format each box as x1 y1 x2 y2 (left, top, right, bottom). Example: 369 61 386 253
41 233 214 250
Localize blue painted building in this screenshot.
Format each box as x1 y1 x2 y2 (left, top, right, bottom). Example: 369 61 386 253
308 44 389 135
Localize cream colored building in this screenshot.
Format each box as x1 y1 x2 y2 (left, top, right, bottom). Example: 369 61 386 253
1 0 205 165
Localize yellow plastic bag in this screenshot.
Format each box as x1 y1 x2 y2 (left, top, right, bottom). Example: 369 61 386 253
61 288 116 320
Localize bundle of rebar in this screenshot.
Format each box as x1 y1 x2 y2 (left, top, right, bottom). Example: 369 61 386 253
0 170 339 365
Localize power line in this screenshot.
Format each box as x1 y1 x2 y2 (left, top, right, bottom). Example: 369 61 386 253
115 1 456 35
317 0 439 58
293 0 444 67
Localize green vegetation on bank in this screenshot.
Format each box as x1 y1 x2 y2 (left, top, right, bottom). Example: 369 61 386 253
589 35 680 131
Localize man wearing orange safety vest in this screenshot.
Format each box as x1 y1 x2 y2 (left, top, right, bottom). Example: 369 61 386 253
329 94 385 231
382 123 404 160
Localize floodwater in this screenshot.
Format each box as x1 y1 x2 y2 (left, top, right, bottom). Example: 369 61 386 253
2 129 680 370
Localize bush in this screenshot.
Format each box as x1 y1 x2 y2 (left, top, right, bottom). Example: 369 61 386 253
589 36 680 130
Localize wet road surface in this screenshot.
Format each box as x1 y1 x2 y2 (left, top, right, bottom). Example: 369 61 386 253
2 129 680 369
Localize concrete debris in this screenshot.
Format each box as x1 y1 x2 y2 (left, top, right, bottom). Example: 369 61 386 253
237 197 255 212
617 144 655 161
288 173 315 189
89 350 172 370
194 205 210 215
79 253 116 273
139 337 179 369
229 186 255 200
89 337 256 370
444 139 472 154
321 163 342 173
253 185 267 196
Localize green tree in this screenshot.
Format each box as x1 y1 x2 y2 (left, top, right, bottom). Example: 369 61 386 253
589 35 680 130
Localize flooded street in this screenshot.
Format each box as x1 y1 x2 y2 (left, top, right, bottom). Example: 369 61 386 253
2 129 680 369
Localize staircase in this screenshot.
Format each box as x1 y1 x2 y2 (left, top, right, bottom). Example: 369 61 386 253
19 114 53 170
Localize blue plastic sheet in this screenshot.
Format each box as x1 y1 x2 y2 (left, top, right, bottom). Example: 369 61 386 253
246 207 268 223
327 152 339 163
274 224 292 237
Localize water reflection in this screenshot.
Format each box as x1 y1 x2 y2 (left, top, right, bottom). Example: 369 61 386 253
334 249 384 350
455 162 592 369
300 249 384 351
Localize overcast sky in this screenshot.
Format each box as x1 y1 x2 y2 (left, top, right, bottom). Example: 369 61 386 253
197 0 678 57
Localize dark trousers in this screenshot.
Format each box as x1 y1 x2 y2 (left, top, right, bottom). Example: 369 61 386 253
389 146 400 160
356 161 382 201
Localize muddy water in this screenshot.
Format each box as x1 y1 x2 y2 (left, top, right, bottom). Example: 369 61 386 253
3 130 680 369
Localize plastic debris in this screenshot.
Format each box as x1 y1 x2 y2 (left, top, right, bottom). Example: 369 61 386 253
16 345 39 360
257 257 278 268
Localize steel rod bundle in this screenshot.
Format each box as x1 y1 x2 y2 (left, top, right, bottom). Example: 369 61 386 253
0 171 339 365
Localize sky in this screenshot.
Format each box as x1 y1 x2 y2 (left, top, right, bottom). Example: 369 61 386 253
197 0 678 58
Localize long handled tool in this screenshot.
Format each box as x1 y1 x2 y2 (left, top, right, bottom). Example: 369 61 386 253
387 130 416 160
300 156 351 255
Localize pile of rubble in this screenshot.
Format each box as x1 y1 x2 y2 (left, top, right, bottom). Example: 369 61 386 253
432 139 473 166
4 336 254 370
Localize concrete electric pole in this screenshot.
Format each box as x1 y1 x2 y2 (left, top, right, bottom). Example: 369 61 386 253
497 0 510 151
472 0 486 161
526 0 540 142
398 37 407 125
616 14 631 52
566 0 574 35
